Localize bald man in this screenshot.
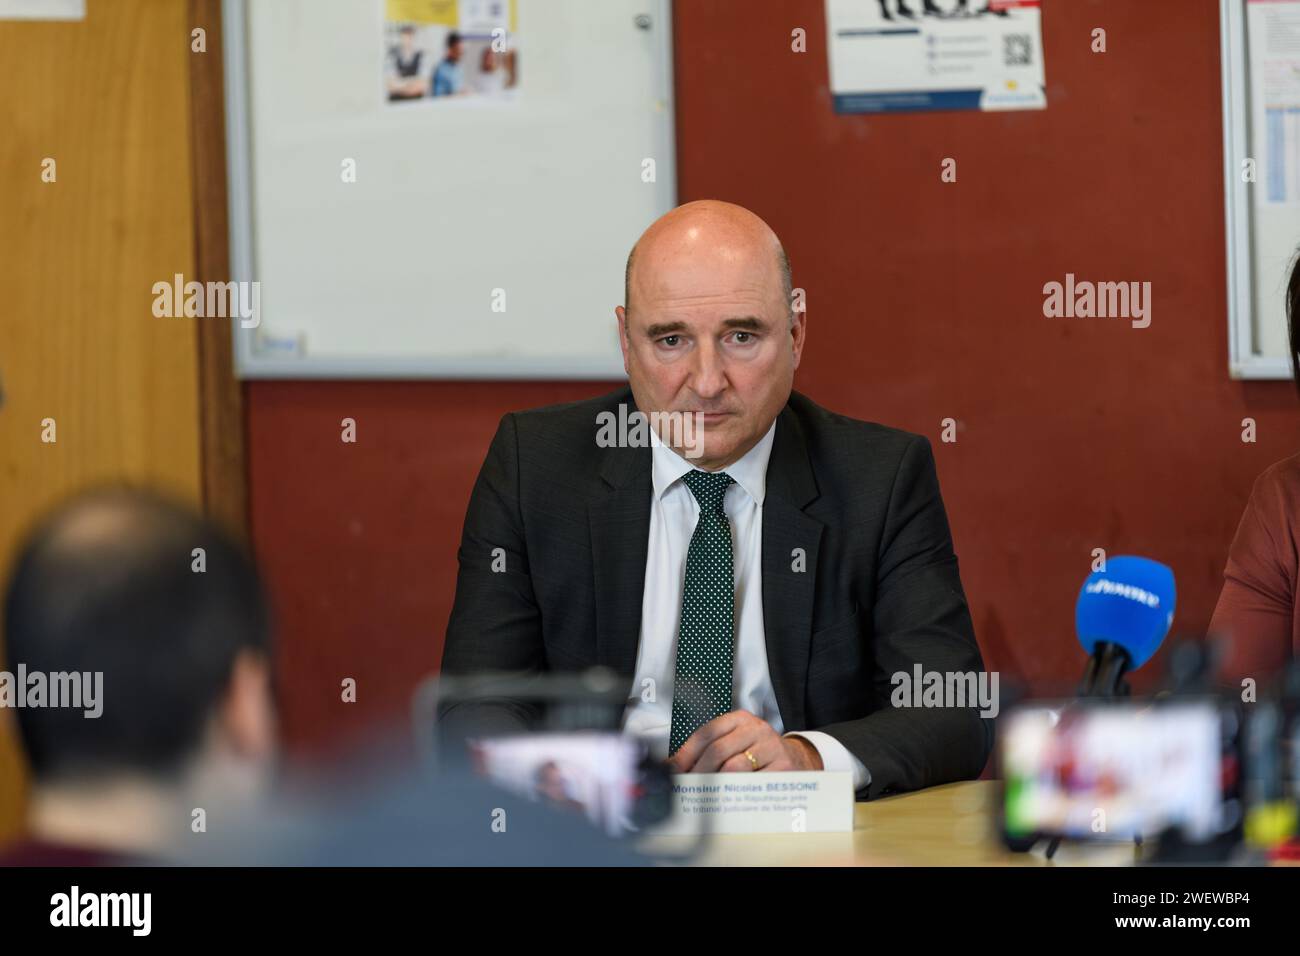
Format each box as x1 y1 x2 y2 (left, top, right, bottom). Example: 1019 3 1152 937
440 200 991 800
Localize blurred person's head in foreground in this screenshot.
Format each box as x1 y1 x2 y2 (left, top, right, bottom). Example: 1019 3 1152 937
1 487 276 863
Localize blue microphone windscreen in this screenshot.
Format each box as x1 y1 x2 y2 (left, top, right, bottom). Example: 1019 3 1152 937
1075 556 1176 670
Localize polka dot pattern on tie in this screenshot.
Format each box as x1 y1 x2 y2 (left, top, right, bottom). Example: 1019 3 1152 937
668 470 736 755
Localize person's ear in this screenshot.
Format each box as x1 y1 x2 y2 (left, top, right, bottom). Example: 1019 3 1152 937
217 650 277 762
790 312 806 370
615 305 632 374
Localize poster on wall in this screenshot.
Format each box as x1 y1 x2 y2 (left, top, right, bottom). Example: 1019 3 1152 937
825 0 1046 113
382 0 518 105
1248 0 1300 206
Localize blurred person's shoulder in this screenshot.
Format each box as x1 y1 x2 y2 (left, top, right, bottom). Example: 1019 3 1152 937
1236 452 1300 550
1247 452 1300 510
0 837 141 867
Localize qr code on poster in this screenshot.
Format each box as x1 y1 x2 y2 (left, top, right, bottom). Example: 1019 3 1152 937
1003 33 1032 66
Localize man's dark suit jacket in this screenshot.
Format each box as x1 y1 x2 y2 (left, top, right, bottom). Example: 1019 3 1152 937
440 386 992 799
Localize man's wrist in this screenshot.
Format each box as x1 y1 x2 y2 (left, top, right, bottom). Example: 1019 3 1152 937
784 733 824 770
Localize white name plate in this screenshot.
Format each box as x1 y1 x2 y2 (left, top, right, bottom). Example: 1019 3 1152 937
653 771 855 835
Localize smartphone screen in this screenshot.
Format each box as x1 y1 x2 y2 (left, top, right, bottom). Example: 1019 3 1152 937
468 731 671 837
1000 699 1227 844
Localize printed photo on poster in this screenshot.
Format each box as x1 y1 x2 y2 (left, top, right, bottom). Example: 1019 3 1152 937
382 0 518 105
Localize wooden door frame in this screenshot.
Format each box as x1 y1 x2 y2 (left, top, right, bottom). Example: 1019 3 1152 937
188 0 248 538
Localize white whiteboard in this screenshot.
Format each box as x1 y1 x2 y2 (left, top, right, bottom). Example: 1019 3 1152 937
1222 0 1300 379
222 0 675 378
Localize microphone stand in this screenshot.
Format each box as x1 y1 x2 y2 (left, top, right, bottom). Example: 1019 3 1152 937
1043 643 1134 860
1079 642 1133 699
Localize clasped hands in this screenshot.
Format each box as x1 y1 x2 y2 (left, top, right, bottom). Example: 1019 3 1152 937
666 709 823 773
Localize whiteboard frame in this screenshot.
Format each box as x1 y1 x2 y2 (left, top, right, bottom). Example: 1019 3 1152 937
1221 0 1293 379
221 0 675 380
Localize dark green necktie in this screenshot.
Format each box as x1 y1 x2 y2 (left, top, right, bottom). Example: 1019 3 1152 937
669 469 737 755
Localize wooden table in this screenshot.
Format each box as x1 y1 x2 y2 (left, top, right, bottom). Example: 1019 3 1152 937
641 780 1140 866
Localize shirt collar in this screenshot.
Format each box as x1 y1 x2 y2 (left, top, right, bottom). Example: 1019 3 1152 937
650 417 777 506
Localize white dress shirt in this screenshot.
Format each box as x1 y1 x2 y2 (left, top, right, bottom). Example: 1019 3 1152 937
621 420 870 789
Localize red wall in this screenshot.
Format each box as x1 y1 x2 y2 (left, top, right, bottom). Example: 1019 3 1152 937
246 0 1299 755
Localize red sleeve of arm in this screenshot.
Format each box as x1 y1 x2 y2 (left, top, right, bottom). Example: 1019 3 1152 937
1210 467 1296 683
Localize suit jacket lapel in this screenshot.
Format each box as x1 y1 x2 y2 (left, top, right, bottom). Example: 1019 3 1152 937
591 393 651 677
762 401 823 733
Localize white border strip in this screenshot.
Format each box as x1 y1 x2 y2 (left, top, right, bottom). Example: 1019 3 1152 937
1221 0 1292 379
